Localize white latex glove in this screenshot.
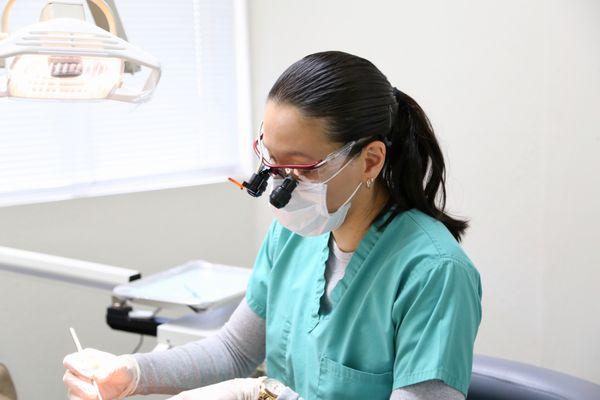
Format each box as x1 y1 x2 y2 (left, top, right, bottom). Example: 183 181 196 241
63 348 140 400
166 377 265 400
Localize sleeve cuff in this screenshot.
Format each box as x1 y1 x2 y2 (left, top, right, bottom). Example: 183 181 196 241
245 291 266 319
393 367 468 397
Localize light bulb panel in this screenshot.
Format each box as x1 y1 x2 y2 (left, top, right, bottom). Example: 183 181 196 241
0 17 160 102
7 54 123 99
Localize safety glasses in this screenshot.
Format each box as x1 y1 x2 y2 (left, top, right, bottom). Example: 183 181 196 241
252 123 361 183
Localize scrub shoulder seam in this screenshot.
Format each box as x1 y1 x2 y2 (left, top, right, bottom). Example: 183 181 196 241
404 255 479 287
405 211 446 257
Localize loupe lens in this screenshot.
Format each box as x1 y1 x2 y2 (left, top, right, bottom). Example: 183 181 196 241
269 177 298 208
244 169 271 197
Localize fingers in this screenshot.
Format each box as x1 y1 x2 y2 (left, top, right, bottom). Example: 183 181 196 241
63 370 99 400
63 349 99 379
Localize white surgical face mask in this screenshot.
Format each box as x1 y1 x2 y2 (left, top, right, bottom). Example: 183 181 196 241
269 157 362 237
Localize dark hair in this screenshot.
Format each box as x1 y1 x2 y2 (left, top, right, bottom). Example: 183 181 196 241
267 51 468 241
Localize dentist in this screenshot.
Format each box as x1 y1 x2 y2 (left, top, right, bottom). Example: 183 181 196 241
63 51 481 400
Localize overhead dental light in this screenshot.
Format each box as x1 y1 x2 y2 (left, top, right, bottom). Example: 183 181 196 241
0 0 161 102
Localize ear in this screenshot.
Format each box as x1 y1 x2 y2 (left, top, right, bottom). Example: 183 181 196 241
360 140 386 182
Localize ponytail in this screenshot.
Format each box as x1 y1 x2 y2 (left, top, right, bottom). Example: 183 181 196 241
379 87 468 241
267 51 468 241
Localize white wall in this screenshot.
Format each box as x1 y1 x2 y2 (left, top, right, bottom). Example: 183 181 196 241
248 0 600 384
540 0 600 378
0 1 598 398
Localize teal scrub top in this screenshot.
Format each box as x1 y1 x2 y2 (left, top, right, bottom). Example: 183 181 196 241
246 208 482 400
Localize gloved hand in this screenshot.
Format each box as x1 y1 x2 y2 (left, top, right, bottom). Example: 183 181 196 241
63 348 140 400
166 377 265 400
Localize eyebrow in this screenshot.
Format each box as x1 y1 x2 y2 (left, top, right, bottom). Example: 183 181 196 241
261 134 317 162
270 149 316 163
282 150 313 159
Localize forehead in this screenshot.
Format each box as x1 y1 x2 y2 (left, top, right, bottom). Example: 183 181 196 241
262 101 339 160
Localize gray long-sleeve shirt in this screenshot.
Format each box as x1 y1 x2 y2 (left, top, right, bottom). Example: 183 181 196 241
133 237 465 400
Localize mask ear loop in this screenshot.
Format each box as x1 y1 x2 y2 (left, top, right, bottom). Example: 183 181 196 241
337 180 363 210
322 151 360 184
322 133 387 185
322 151 364 214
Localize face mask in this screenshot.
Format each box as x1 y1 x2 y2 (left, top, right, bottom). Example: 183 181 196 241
268 157 362 237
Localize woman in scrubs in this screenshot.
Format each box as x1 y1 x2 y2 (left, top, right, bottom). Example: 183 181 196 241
63 51 482 400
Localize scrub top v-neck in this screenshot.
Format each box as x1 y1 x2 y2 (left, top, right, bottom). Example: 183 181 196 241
246 208 482 400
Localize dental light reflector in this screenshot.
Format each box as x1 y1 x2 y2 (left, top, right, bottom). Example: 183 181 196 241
0 1 161 103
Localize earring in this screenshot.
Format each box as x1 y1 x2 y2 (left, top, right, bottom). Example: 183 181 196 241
366 178 374 189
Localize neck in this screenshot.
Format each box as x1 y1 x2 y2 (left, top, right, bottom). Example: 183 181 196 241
332 183 390 252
